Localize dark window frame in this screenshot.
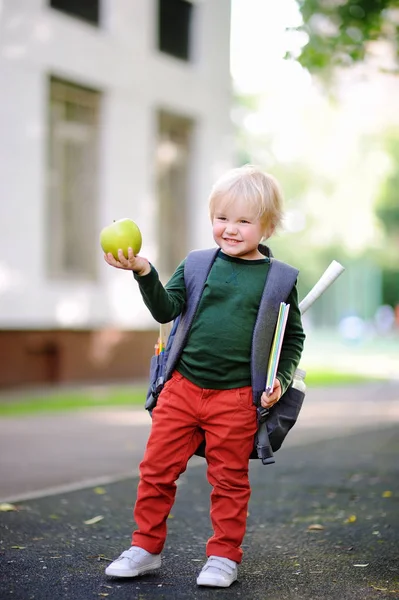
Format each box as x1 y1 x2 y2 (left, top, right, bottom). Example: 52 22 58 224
158 0 193 62
49 0 101 27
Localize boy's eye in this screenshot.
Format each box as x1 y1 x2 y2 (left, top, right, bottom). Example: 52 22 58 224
216 216 226 221
240 219 250 224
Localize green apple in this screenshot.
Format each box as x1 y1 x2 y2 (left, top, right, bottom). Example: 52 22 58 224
100 218 142 259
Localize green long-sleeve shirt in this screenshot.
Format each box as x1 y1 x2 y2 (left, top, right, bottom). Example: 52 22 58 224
135 250 305 395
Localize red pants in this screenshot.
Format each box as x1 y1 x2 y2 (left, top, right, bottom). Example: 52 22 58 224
132 371 258 563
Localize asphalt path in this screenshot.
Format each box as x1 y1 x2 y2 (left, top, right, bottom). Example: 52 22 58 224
1 381 399 502
0 405 398 599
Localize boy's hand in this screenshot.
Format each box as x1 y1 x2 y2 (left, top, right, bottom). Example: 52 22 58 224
260 378 282 409
103 247 151 277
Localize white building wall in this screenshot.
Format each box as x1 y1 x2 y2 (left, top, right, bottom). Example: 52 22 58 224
0 0 233 330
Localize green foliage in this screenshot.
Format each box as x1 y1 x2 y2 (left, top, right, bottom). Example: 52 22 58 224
382 268 399 305
375 132 399 235
289 0 399 75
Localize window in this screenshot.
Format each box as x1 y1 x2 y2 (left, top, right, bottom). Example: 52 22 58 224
49 0 100 26
158 0 193 61
47 77 101 279
156 110 194 275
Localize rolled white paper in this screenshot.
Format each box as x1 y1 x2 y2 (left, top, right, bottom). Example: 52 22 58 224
299 260 345 315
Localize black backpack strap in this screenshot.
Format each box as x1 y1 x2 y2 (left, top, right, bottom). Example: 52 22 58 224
164 248 219 381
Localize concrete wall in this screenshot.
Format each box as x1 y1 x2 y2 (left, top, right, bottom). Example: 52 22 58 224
0 0 233 334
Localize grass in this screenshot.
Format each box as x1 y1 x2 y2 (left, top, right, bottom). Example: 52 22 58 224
0 370 384 418
0 387 147 417
305 370 382 387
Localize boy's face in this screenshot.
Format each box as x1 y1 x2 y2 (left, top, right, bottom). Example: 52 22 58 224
212 198 268 260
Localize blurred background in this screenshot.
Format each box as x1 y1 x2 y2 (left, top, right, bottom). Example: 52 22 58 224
0 0 398 392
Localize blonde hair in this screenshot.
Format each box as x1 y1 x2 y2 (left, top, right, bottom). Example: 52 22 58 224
208 165 284 235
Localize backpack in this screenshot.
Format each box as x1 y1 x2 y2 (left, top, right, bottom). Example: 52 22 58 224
145 246 305 465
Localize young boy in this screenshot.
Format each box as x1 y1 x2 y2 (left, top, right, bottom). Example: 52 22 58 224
103 165 305 588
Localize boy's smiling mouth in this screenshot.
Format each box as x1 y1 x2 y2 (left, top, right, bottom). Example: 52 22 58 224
223 238 241 244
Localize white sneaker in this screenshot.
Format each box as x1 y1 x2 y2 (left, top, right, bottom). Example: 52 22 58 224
105 546 161 578
196 555 238 587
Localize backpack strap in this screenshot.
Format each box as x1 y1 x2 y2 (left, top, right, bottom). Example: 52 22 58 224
251 257 299 464
164 248 219 381
251 258 299 402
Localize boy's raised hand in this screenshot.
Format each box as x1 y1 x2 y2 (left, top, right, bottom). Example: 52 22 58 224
260 378 282 409
104 247 151 277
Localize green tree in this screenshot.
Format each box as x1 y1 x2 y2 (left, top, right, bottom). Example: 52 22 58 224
373 132 399 304
288 0 399 76
375 132 399 239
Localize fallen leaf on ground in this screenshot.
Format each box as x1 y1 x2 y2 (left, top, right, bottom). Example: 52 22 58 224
369 585 399 593
382 491 392 498
0 503 17 512
11 546 25 550
353 563 369 567
84 515 104 525
93 487 107 495
370 586 388 592
308 524 324 531
344 515 357 523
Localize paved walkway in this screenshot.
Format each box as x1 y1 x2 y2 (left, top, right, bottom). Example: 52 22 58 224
0 382 398 599
1 381 399 502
